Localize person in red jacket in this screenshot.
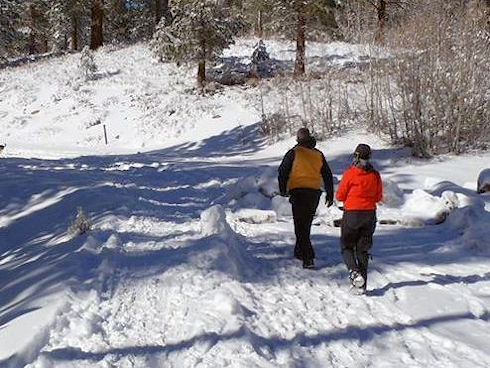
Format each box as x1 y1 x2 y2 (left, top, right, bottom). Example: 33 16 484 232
336 143 382 294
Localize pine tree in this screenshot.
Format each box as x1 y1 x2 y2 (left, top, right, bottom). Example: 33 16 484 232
49 0 70 52
104 0 130 43
21 0 50 55
66 0 89 51
151 0 243 86
0 0 22 59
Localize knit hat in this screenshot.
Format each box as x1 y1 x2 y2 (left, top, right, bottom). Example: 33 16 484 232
354 144 371 160
296 128 311 143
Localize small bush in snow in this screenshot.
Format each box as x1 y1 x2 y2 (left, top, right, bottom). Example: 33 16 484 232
68 207 92 236
250 40 271 78
258 74 354 141
79 46 98 81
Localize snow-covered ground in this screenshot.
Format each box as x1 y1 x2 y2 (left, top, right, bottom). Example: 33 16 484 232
1 40 489 368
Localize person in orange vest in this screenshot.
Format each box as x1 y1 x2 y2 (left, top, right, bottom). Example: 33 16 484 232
278 128 334 269
336 144 383 294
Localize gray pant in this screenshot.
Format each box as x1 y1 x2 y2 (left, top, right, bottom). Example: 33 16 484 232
340 210 376 287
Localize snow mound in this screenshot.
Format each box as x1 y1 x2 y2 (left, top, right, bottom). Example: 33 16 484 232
477 168 490 193
257 167 279 198
271 195 292 217
200 205 231 237
399 189 450 226
232 209 276 224
223 167 279 211
197 206 253 279
318 200 344 226
381 178 404 207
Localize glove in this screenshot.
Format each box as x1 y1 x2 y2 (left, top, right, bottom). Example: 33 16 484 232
325 198 334 207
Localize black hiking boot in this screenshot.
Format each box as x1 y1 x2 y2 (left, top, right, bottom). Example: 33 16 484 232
303 259 314 269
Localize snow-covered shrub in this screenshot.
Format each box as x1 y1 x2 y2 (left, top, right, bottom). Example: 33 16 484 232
477 168 490 194
250 40 271 78
258 74 355 141
68 207 92 236
365 0 490 156
79 46 98 81
259 112 295 139
251 40 270 64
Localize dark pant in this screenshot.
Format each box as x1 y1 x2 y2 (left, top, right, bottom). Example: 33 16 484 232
340 210 377 286
290 188 321 261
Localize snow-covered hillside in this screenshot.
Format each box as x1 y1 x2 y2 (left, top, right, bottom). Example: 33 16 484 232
1 40 489 368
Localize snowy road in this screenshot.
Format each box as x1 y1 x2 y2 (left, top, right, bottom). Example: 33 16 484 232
1 127 489 368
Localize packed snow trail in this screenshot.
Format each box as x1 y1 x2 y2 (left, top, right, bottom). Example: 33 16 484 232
0 126 488 368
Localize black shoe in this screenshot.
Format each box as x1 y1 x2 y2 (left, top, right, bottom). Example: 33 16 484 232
303 259 314 269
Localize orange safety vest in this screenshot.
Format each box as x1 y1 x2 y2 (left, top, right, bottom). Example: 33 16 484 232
287 146 323 191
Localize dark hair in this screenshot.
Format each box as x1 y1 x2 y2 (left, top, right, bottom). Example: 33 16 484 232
354 144 371 160
296 128 311 143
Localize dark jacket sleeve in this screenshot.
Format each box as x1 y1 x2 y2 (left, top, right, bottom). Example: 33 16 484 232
278 149 295 195
321 154 334 202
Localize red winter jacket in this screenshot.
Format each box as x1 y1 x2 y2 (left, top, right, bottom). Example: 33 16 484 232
336 165 383 210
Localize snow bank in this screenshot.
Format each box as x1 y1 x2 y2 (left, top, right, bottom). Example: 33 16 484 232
443 192 490 255
373 176 490 254
399 189 450 226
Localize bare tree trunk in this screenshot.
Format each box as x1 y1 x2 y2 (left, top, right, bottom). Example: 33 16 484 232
28 4 37 55
71 15 79 51
155 0 162 25
374 0 387 44
197 38 206 86
256 10 263 38
155 0 169 26
197 60 206 86
294 3 306 76
90 0 104 50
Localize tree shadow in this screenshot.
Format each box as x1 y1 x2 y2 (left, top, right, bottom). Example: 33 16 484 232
208 55 291 84
0 126 275 336
28 312 488 365
370 272 490 297
1 124 488 365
